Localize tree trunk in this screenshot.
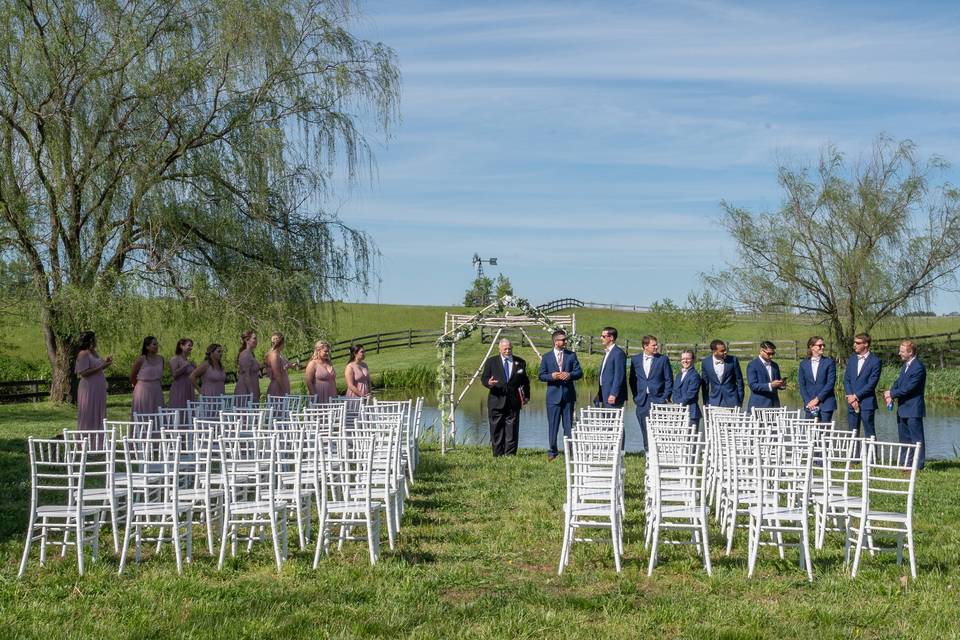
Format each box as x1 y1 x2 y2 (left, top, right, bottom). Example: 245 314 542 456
41 307 76 404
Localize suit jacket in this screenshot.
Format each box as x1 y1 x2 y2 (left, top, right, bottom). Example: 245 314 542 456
746 357 781 409
673 367 702 421
538 349 583 406
843 352 882 411
700 355 744 408
598 345 628 406
797 356 837 412
629 353 673 413
890 358 926 418
481 355 531 410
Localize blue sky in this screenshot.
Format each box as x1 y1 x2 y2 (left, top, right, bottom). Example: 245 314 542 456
335 0 960 311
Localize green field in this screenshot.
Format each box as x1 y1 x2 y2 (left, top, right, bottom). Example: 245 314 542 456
0 401 958 638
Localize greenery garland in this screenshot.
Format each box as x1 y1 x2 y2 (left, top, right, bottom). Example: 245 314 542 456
434 296 582 428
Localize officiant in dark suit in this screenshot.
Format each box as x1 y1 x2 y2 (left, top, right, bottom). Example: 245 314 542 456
481 338 531 457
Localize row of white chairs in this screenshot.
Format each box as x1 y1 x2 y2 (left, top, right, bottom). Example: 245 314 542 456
558 403 922 581
19 397 425 577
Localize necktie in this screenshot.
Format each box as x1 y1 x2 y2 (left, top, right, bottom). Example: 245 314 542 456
503 358 510 381
556 350 563 369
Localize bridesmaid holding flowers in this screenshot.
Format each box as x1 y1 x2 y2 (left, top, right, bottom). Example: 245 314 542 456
234 329 261 404
130 336 165 415
168 338 196 408
344 344 371 398
191 343 227 396
75 331 112 431
265 332 296 397
305 340 337 403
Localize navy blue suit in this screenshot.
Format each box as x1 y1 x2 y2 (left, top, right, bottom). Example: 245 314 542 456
746 357 782 409
889 357 926 469
673 367 702 428
538 349 583 457
843 352 882 438
797 357 837 422
629 353 673 450
700 355 744 408
598 345 627 408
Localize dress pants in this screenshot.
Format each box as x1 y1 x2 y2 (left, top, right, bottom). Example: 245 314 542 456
546 401 574 457
489 405 520 456
897 416 926 469
847 409 876 438
636 408 651 453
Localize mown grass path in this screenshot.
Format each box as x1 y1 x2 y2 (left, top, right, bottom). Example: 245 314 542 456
1 407 960 638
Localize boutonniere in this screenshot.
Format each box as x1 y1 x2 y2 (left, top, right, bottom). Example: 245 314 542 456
517 368 524 374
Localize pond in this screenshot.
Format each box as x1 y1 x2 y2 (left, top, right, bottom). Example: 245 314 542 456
382 381 960 460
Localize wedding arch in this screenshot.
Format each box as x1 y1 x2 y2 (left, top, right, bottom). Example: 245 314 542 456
435 295 580 453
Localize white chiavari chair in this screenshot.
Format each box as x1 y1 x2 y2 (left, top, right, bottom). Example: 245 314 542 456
846 441 922 579
746 439 814 582
62 429 125 554
18 438 101 577
218 435 288 572
162 427 223 554
558 434 624 574
312 433 384 566
117 437 193 574
645 432 711 576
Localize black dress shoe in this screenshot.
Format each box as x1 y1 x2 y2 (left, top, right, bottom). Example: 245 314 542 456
548 454 557 461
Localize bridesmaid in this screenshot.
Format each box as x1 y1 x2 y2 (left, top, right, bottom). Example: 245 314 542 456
265 332 294 397
75 331 112 431
305 340 336 403
168 338 196 408
191 343 227 396
130 336 165 415
234 329 261 404
344 344 371 398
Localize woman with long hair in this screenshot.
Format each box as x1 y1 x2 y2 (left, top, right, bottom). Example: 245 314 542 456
75 331 112 430
344 344 370 398
168 338 196 408
305 340 336 403
191 343 227 396
233 329 261 404
130 335 165 415
265 332 294 397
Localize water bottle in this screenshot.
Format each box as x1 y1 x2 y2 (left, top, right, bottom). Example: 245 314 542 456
887 400 894 412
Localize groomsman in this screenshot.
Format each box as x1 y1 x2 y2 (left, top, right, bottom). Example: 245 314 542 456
843 332 881 438
700 339 744 408
629 335 673 451
746 341 786 409
481 339 531 457
538 330 583 461
797 336 837 422
597 327 627 408
885 340 927 469
673 349 702 430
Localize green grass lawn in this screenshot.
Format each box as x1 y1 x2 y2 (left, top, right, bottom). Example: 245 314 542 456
1 402 959 638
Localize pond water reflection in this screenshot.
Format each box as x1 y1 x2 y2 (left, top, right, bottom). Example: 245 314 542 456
382 380 960 460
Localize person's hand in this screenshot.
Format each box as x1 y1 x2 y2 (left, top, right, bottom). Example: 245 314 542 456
845 393 857 406
806 397 820 410
772 379 786 389
488 376 499 386
607 394 616 405
883 390 892 403
552 371 562 380
559 371 570 381
851 399 860 412
103 356 113 367
521 395 529 406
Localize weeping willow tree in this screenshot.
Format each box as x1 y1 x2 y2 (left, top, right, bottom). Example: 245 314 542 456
0 0 399 400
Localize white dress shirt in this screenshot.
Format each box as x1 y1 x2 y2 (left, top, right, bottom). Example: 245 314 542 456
810 357 820 380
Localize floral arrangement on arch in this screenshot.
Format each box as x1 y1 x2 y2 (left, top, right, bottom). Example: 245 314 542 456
434 295 582 425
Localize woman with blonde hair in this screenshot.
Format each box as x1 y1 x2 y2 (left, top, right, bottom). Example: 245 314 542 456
265 332 295 396
305 340 337 403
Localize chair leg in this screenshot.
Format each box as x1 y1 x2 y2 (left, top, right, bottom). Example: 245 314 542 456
75 519 85 577
118 518 133 574
217 514 230 570
172 517 183 575
269 511 283 572
18 515 35 578
700 518 712 577
850 518 867 578
646 522 660 577
907 525 917 579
